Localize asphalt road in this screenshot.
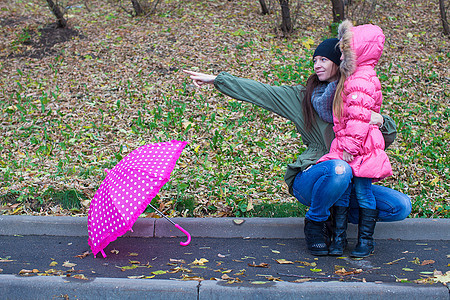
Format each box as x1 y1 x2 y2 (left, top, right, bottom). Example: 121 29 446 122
1 235 448 285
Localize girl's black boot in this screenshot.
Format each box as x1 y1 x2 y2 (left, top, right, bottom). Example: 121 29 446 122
304 218 328 256
328 206 348 256
350 208 378 258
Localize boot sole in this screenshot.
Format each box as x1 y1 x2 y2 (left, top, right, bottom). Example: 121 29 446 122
350 250 374 258
310 250 329 256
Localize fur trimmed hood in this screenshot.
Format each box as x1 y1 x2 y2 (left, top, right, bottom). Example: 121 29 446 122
338 20 385 77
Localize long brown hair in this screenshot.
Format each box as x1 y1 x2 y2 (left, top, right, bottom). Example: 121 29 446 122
302 74 320 130
332 73 346 121
302 71 341 130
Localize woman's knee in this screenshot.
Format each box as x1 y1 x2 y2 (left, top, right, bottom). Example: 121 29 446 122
329 160 352 184
396 194 412 220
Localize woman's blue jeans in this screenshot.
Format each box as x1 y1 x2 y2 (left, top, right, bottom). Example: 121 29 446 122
292 160 411 223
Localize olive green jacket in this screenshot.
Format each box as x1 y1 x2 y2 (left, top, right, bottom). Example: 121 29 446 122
214 72 397 195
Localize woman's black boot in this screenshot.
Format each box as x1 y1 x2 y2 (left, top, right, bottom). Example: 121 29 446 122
328 206 348 256
304 218 328 256
350 208 378 258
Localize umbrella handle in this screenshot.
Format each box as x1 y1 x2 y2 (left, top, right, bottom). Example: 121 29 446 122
175 224 191 246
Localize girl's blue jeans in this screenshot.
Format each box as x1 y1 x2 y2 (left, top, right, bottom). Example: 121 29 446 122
292 160 411 224
335 176 376 210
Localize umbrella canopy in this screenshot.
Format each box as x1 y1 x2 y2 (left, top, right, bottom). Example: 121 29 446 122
88 140 188 258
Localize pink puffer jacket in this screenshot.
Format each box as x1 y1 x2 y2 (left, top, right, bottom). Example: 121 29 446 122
317 20 392 180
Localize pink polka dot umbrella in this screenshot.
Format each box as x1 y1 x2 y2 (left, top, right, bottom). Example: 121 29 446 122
88 140 190 258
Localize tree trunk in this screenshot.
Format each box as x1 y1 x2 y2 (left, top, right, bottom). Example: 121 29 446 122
279 0 292 34
259 0 269 15
331 0 345 23
131 0 144 16
439 0 449 35
45 0 67 28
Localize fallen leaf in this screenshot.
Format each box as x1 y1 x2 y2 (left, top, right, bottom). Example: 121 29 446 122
129 260 140 264
168 266 191 274
421 260 435 266
293 278 312 283
181 274 204 281
310 268 322 272
410 257 421 264
241 256 256 260
246 199 254 211
170 258 186 264
248 262 270 268
75 251 90 259
72 274 88 280
251 281 267 284
19 269 33 274
271 250 280 254
117 265 137 271
431 271 450 284
275 259 294 264
233 219 245 225
128 253 139 256
151 270 167 275
221 274 232 280
402 268 414 272
111 249 119 254
335 268 363 276
62 261 77 268
0 258 14 262
182 120 194 130
191 258 209 265
296 261 316 267
267 276 283 281
49 261 58 267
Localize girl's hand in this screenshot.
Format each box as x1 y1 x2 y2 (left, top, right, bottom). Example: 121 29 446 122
342 150 354 162
370 111 383 127
183 70 217 88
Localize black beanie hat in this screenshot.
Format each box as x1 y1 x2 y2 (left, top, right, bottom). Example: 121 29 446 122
313 38 341 66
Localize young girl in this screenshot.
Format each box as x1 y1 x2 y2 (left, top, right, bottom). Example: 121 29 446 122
317 20 393 257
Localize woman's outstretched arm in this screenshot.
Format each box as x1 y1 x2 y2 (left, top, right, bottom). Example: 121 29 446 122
183 70 305 124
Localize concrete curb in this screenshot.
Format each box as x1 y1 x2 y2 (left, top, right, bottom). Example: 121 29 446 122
1 215 449 240
0 275 448 300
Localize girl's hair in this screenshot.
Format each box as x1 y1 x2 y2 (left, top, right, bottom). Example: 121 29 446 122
302 70 341 130
332 73 346 121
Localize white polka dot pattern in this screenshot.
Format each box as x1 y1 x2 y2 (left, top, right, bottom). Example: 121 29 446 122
88 140 188 257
